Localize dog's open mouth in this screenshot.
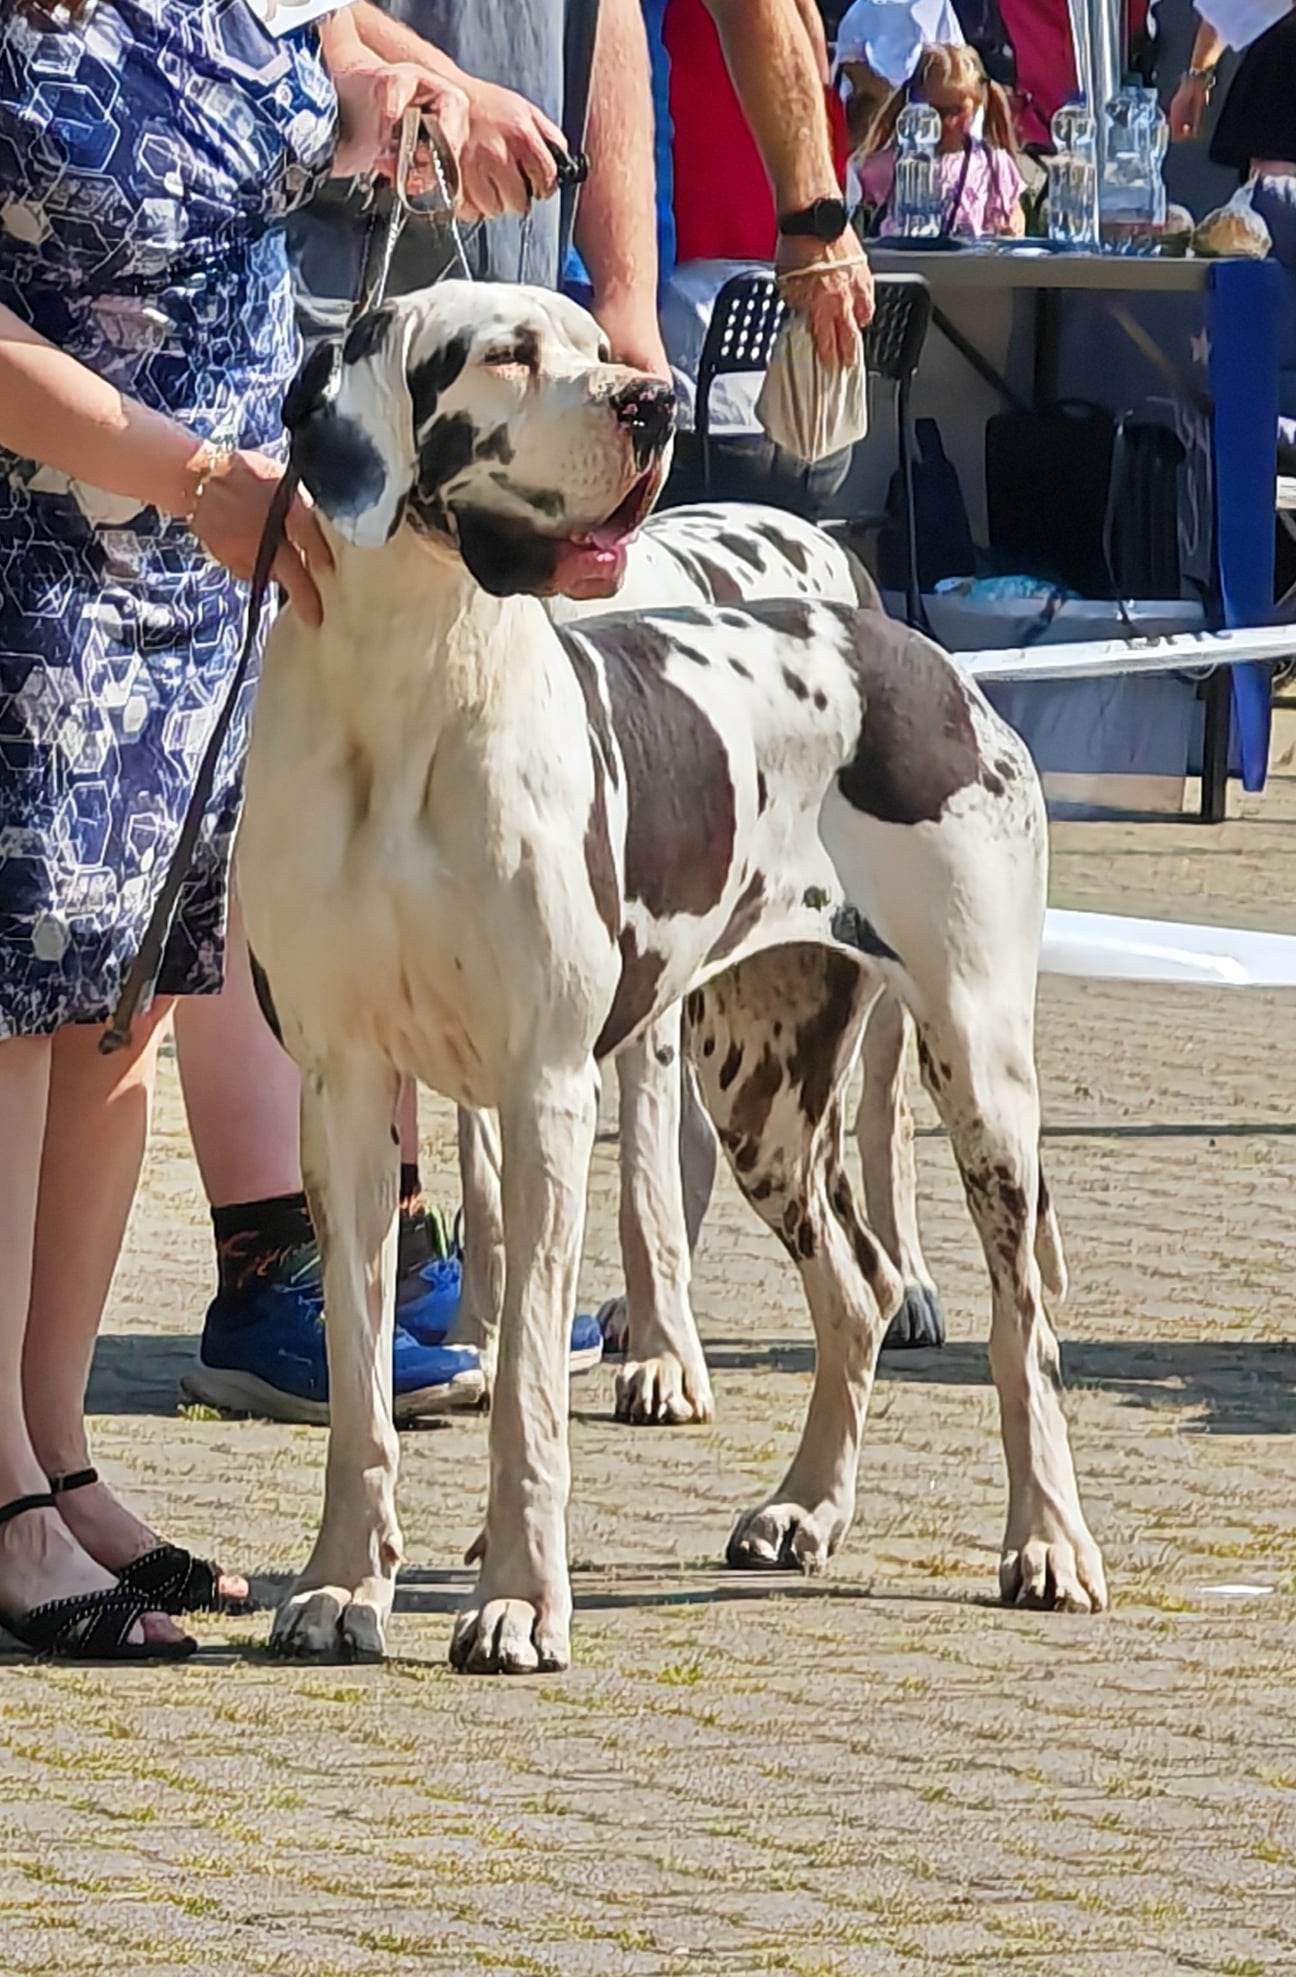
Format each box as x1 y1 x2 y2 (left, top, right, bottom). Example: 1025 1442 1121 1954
550 465 663 599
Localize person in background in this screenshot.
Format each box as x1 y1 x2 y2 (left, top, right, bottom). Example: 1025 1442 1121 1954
1168 2 1296 179
834 0 968 148
851 41 1025 237
0 0 451 1658
652 0 874 518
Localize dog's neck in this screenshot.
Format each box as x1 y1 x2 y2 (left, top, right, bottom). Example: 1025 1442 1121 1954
304 522 548 742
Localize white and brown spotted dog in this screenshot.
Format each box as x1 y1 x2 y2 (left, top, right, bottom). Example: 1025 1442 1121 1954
239 282 1106 1672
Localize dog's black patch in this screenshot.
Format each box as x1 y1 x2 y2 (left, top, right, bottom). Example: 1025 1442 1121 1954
669 607 714 627
716 531 766 571
282 340 339 432
584 621 737 920
707 870 765 965
248 952 283 1046
718 1041 743 1092
782 667 809 701
690 554 743 604
482 327 541 372
756 770 769 813
835 607 985 826
723 1046 783 1173
410 334 471 435
453 509 562 595
476 423 515 465
292 408 388 530
594 927 667 1058
728 657 752 680
521 485 566 519
788 949 861 1123
753 521 811 573
718 610 749 630
813 689 828 711
831 903 900 964
343 306 395 366
417 412 478 500
758 599 820 644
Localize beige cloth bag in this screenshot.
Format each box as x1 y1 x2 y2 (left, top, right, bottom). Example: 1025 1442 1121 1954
755 310 870 464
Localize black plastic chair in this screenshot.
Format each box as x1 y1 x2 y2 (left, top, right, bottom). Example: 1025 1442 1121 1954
693 270 933 626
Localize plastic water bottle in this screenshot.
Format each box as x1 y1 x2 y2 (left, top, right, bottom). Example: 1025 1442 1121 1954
892 102 942 238
1047 101 1098 247
1100 83 1163 252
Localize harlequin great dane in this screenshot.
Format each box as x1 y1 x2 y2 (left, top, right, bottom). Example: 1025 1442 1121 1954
458 504 947 1436
238 281 1107 1672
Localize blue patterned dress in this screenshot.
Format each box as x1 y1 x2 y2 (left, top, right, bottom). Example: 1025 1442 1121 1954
0 1 335 1037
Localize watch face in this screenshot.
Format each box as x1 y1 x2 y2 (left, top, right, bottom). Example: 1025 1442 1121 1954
812 198 848 241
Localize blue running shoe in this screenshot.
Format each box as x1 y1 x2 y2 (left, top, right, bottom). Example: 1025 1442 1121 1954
398 1212 604 1377
181 1240 484 1426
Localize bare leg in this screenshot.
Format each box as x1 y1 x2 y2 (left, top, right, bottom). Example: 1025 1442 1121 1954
0 1026 182 1647
175 900 302 1207
451 1063 598 1674
613 1013 714 1426
855 993 946 1350
691 949 902 1575
271 1050 403 1659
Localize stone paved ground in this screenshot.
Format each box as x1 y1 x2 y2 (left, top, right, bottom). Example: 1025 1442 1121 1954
5 730 1296 1977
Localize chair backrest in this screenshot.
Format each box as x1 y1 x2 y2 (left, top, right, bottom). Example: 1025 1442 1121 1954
865 273 932 385
695 272 786 447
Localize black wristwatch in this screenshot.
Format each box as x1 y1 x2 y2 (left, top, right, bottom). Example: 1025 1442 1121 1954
777 197 850 243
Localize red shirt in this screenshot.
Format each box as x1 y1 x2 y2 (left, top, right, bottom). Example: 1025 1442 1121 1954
999 0 1150 149
664 0 849 265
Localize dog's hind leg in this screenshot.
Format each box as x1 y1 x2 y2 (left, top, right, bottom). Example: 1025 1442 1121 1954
856 993 946 1351
691 947 902 1575
455 1106 504 1384
821 748 1103 1615
272 1052 403 1661
611 1010 716 1426
451 1061 599 1675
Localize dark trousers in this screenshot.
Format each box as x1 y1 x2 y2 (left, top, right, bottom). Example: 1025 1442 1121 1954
660 431 852 523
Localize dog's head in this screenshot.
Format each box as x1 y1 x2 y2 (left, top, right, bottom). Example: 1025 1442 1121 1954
284 282 676 600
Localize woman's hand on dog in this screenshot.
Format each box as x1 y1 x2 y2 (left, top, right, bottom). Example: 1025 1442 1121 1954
190 451 333 631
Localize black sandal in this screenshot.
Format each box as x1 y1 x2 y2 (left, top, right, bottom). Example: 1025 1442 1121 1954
0 1493 195 1661
48 1469 253 1618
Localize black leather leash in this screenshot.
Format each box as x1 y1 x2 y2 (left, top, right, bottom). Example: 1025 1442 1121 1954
100 177 405 1054
101 122 587 1055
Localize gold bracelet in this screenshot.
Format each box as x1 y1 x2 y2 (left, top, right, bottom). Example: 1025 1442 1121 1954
181 437 235 524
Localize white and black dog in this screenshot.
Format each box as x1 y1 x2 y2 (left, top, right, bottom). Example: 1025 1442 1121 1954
239 282 1106 1671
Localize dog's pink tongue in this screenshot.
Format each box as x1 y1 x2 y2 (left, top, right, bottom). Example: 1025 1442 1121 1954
551 537 629 600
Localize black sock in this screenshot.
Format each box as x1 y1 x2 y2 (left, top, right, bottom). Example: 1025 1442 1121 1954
212 1192 314 1296
400 1163 423 1213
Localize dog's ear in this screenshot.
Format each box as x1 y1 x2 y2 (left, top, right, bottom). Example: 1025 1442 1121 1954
283 307 418 549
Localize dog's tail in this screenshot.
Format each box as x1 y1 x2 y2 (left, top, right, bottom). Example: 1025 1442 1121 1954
1034 1167 1068 1303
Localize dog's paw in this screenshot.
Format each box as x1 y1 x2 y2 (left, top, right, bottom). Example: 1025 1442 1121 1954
882 1282 946 1351
615 1353 715 1427
449 1596 570 1675
1000 1518 1107 1615
725 1499 847 1576
270 1583 388 1662
597 1296 628 1357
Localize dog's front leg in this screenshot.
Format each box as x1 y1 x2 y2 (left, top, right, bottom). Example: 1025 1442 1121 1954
611 1013 715 1426
450 1063 598 1675
271 1052 402 1662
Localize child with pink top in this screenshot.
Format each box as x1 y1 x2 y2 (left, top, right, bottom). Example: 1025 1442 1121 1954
850 43 1026 239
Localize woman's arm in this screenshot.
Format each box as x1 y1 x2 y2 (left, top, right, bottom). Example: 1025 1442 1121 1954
0 306 330 622
1168 19 1228 141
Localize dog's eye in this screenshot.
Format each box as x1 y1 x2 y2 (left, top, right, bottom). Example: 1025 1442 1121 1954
597 338 611 363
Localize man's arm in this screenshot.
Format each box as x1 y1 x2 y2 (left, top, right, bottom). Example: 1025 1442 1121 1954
350 1 567 214
701 0 874 360
574 0 669 377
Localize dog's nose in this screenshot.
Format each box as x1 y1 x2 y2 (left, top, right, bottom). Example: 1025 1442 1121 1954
610 379 677 452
